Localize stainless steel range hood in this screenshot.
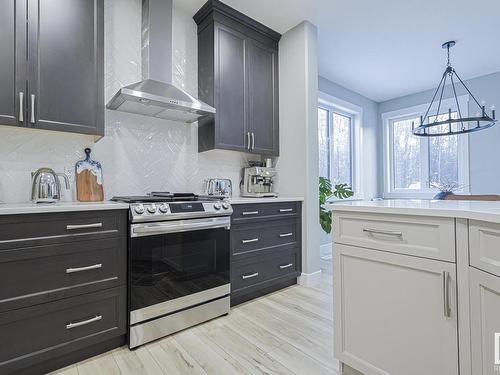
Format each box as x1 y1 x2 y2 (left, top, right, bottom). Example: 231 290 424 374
106 0 215 123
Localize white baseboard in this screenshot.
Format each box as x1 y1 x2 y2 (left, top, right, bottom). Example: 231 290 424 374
298 270 322 287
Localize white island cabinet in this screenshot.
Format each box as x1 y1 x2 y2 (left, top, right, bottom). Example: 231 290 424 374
328 200 500 375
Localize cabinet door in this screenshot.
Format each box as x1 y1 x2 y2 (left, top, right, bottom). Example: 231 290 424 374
247 39 279 155
215 24 248 151
0 0 26 127
27 0 104 135
470 267 500 375
334 244 459 375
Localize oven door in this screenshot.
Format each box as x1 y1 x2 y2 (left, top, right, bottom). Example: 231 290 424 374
129 216 230 324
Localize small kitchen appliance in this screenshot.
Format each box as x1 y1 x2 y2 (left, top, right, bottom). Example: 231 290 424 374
31 168 70 203
111 192 232 348
203 178 232 197
242 166 278 198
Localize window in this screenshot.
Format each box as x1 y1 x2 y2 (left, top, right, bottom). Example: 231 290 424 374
318 93 362 197
383 96 469 198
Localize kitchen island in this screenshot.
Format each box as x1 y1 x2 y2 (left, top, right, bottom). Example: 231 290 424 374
327 200 500 375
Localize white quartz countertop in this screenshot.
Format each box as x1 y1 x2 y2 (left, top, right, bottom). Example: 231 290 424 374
326 199 500 223
0 201 130 215
229 196 304 204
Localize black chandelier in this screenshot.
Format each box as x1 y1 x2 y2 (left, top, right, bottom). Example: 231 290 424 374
412 41 496 137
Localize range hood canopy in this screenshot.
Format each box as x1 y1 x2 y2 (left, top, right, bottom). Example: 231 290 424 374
106 0 215 123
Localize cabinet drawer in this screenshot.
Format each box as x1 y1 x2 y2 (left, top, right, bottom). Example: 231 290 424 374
0 286 126 373
231 202 300 223
231 220 298 256
333 211 456 262
0 210 127 248
469 220 500 277
0 237 126 312
232 249 298 292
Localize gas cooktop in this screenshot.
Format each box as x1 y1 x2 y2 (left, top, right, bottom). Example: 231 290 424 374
111 192 198 203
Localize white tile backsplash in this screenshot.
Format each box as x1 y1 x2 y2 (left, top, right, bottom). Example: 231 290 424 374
0 0 257 203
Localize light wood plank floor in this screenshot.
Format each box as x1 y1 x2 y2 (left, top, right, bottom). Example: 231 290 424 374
51 279 336 375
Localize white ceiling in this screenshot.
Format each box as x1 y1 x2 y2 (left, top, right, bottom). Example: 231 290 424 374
177 0 500 102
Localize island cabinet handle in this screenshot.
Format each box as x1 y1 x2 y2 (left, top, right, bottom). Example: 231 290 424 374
279 208 293 213
66 264 102 274
362 228 403 237
279 263 293 269
279 232 293 238
241 238 259 244
66 223 103 230
242 272 259 280
242 211 259 216
66 315 102 329
442 271 451 318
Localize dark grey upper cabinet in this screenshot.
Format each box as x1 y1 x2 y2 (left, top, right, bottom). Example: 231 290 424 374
0 0 104 136
28 0 104 136
194 0 280 156
0 0 26 128
247 39 279 155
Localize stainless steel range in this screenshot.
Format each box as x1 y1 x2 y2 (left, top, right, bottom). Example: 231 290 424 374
111 193 232 348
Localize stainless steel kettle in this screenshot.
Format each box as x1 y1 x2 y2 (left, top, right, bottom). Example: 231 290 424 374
31 168 70 203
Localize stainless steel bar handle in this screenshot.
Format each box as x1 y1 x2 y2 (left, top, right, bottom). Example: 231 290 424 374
242 211 259 216
132 217 231 237
279 263 293 269
242 238 259 244
251 132 255 150
30 94 35 123
279 232 293 238
362 228 403 237
247 132 251 150
279 208 293 213
442 271 451 318
66 315 102 330
66 223 103 230
242 272 259 279
19 92 24 122
66 264 102 274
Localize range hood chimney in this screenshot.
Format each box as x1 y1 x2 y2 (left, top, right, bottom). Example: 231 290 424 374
106 0 215 122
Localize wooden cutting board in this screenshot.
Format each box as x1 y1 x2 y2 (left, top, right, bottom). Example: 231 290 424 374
75 148 104 202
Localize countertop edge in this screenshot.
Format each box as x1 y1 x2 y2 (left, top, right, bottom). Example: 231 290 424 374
0 202 130 215
229 197 304 204
326 201 500 224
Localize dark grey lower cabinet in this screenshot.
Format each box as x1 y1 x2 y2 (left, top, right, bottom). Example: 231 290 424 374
0 209 127 375
230 202 302 306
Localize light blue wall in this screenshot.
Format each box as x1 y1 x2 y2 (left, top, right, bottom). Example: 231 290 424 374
379 71 500 194
318 76 380 246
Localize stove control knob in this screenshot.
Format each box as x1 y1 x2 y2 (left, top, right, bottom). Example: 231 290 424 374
213 202 222 210
147 204 157 214
222 202 230 210
134 204 145 215
158 204 169 213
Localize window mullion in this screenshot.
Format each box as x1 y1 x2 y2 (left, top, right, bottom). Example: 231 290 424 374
421 135 430 189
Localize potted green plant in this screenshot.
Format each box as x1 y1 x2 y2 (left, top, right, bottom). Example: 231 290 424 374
319 177 354 234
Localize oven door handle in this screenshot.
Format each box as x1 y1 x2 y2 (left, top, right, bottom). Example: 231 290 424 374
131 217 231 237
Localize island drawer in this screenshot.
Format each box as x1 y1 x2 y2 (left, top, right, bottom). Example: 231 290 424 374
0 237 126 312
231 219 299 256
0 286 126 374
231 202 300 223
0 209 127 249
469 220 500 277
332 211 456 262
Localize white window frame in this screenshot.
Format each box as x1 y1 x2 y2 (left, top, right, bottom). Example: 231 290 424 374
382 95 470 199
318 91 364 200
